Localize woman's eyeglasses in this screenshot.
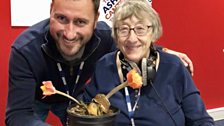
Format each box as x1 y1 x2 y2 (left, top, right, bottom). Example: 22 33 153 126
116 24 153 37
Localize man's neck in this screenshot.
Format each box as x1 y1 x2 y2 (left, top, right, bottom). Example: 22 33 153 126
61 45 85 62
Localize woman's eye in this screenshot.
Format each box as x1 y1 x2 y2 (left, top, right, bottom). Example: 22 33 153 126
136 26 145 30
120 28 128 31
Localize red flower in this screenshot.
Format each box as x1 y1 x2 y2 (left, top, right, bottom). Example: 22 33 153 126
40 81 56 97
127 69 143 89
40 81 80 105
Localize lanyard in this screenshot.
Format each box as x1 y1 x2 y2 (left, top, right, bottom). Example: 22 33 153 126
116 51 141 126
124 87 141 126
57 61 85 96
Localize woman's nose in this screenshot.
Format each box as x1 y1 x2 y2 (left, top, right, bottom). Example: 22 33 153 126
127 30 138 42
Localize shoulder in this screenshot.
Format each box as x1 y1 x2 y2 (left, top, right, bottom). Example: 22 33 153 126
158 50 183 67
93 21 116 51
12 19 50 50
156 50 196 92
157 50 192 80
95 21 111 30
157 50 190 75
96 51 116 67
94 21 112 38
97 51 116 63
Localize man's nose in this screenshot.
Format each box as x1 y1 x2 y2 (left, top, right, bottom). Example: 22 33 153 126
64 23 77 40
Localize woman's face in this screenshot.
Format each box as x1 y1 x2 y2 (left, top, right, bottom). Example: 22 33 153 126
116 15 153 64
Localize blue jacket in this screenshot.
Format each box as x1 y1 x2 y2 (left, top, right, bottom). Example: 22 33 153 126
83 50 214 126
6 19 116 126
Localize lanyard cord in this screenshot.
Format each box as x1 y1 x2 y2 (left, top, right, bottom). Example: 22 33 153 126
124 87 141 126
117 51 141 126
57 61 85 104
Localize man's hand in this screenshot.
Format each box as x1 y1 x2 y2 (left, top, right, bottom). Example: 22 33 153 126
163 48 194 76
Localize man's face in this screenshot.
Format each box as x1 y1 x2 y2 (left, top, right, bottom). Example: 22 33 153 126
49 0 99 59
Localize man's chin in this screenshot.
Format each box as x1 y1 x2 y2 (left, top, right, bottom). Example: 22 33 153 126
61 54 78 61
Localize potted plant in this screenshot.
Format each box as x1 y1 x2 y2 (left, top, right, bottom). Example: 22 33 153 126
40 69 142 126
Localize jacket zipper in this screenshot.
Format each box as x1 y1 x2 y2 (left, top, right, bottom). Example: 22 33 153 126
70 66 74 76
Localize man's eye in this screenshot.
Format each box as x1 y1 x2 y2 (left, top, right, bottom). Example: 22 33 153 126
56 15 67 24
74 20 87 27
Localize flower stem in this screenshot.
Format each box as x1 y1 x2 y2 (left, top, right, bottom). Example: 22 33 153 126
56 90 80 105
106 81 128 98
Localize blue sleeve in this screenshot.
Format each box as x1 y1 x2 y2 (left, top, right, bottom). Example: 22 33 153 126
5 48 50 126
177 63 214 126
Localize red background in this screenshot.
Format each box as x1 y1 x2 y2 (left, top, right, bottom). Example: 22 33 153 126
1 0 224 125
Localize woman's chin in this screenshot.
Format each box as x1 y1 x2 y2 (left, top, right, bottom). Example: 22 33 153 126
126 57 141 63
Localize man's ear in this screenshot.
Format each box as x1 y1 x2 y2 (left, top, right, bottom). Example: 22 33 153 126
94 11 100 28
50 1 54 13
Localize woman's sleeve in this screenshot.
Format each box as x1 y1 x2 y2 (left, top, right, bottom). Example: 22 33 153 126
179 64 214 126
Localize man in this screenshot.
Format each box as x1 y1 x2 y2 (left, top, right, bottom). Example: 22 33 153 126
5 0 193 126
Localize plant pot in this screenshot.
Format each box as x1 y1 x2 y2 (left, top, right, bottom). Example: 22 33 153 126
67 104 120 126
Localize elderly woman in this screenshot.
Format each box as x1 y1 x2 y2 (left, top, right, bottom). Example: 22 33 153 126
83 0 214 125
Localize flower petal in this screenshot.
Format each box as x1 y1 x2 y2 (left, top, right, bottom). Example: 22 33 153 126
127 69 143 89
40 81 56 96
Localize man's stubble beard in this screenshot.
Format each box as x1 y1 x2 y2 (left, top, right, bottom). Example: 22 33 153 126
56 32 86 61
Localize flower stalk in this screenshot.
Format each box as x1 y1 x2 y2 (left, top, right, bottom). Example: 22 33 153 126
55 90 80 105
40 81 80 105
106 68 143 98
